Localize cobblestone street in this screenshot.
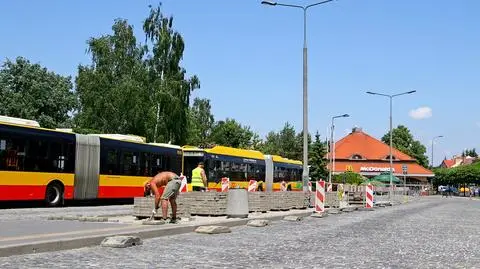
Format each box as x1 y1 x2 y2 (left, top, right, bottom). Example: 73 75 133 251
1 197 479 269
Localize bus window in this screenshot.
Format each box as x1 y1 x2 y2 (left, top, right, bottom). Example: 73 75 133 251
106 149 119 175
229 161 246 181
247 164 258 181
140 152 150 176
0 136 26 171
151 154 163 175
207 159 221 181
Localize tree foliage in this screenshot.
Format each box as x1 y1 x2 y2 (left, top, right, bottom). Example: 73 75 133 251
462 148 478 158
75 4 199 144
332 172 364 185
433 162 480 185
0 57 76 128
258 123 311 161
75 19 149 136
381 125 429 168
186 98 214 147
209 118 254 148
309 132 328 181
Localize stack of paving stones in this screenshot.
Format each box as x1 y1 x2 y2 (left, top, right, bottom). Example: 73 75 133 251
286 192 307 209
184 192 228 216
133 196 189 219
248 192 269 212
269 192 290 211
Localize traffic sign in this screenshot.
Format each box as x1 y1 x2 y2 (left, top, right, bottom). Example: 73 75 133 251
402 164 408 174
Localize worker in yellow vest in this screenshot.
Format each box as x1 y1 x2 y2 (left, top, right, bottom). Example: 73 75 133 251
191 161 208 191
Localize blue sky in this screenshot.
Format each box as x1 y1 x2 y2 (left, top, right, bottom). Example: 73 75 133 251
1 0 479 166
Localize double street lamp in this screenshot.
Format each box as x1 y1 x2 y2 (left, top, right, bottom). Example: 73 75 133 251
366 90 416 199
328 114 350 185
261 0 335 192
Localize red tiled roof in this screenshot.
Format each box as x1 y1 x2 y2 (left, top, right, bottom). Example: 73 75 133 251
333 129 414 161
441 159 455 168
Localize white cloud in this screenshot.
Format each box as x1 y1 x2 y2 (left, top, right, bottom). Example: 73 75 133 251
409 107 432 120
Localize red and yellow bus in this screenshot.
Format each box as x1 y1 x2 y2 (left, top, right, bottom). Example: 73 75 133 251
182 145 303 191
1 115 303 206
0 116 182 206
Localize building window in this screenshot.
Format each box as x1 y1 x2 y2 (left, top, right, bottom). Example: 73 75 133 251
350 154 364 160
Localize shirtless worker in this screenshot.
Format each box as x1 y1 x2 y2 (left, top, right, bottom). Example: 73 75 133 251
144 171 182 223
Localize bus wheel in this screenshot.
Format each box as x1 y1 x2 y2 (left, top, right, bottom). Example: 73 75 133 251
45 182 64 207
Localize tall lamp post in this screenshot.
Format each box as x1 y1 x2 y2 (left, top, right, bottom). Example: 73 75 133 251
366 90 416 200
262 0 335 192
431 135 444 168
329 114 350 185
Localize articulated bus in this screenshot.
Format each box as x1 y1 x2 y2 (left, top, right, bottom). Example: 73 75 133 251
182 146 303 191
0 115 303 206
0 116 182 206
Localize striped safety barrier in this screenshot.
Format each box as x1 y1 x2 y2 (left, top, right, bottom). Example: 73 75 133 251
280 181 287 192
315 181 325 213
248 180 257 192
366 184 374 208
180 175 188 193
221 177 229 192
327 183 333 192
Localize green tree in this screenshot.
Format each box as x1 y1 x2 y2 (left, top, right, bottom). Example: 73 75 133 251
258 131 280 155
76 19 149 137
434 162 480 186
309 132 328 181
186 98 214 146
75 4 199 144
210 118 255 148
0 57 76 128
143 4 200 144
332 172 364 185
294 131 312 162
463 148 478 158
381 125 429 168
259 122 306 161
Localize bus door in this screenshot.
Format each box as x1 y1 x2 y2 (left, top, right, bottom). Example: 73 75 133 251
182 151 205 183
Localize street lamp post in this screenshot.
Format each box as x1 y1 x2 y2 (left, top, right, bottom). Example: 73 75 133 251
431 135 444 168
329 114 350 185
366 90 416 200
262 0 335 192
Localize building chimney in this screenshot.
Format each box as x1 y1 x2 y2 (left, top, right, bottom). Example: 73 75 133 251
352 127 363 133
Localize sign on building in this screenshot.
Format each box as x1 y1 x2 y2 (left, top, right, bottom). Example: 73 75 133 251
360 167 395 172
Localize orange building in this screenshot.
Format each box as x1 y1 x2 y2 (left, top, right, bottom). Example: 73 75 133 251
330 127 434 184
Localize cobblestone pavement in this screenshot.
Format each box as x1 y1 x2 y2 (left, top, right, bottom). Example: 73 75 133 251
1 197 479 269
0 205 132 222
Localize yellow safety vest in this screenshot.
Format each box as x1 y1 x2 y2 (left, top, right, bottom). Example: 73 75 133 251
191 167 204 187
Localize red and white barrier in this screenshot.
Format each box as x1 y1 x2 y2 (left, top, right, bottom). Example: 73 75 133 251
221 177 229 192
327 183 333 192
315 181 325 213
366 184 374 208
180 175 188 193
248 180 257 192
280 181 287 192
